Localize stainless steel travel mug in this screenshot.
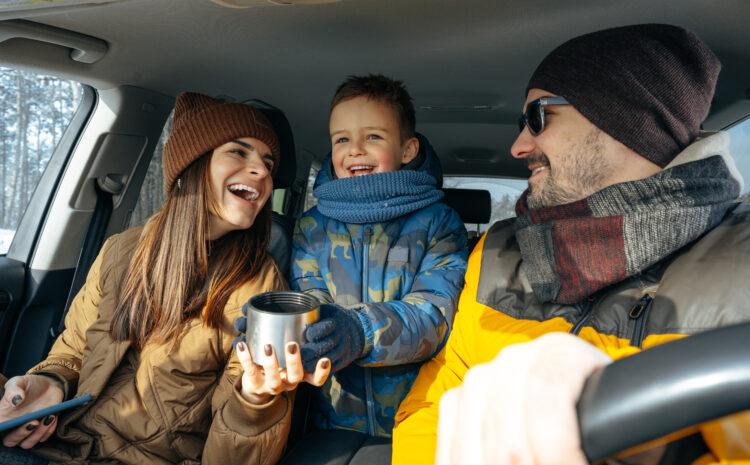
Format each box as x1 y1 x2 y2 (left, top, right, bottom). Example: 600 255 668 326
244 291 320 368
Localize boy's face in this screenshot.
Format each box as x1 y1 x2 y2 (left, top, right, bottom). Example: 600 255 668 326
329 96 419 178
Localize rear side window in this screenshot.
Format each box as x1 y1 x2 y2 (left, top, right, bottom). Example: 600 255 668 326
727 120 750 204
302 160 322 213
0 67 83 254
442 176 526 234
129 111 171 227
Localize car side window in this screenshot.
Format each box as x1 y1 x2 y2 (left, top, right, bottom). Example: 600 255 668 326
727 120 750 204
0 67 83 254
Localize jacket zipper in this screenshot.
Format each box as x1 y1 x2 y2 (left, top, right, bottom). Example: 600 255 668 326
570 297 596 336
628 293 654 348
361 225 376 437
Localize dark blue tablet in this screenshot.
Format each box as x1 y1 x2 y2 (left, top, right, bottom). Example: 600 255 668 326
0 394 93 432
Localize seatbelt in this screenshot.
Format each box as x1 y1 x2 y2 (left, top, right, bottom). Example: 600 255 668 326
51 175 123 338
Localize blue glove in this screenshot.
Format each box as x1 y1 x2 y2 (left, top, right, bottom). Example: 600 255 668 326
300 303 365 373
233 304 248 350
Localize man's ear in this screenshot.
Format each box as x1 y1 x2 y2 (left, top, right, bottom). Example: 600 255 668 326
401 137 419 164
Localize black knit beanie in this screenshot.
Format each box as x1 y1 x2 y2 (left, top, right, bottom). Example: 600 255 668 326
527 24 720 167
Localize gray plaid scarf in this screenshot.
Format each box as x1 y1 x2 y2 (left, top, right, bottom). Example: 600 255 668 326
515 133 742 304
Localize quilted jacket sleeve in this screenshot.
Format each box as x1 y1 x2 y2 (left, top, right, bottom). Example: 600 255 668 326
203 356 295 465
27 235 115 399
353 207 468 366
203 259 295 465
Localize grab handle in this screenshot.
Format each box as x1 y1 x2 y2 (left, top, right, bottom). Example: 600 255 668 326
0 19 107 63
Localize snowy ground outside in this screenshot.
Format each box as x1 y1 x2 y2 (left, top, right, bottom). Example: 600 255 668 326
0 229 15 255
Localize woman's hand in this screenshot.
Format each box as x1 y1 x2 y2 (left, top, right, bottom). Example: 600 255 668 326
235 341 331 405
0 374 64 449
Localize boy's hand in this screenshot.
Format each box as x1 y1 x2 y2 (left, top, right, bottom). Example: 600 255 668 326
300 303 365 373
233 304 249 348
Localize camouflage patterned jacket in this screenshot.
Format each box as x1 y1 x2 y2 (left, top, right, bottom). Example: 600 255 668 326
290 142 468 437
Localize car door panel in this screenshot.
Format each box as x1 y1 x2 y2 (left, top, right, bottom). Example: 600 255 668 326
0 86 173 376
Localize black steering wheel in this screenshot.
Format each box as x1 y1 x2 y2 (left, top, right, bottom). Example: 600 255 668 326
577 321 750 461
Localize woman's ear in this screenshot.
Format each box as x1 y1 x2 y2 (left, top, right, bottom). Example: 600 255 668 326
401 137 420 164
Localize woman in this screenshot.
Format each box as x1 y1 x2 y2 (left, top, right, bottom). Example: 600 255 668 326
0 92 329 465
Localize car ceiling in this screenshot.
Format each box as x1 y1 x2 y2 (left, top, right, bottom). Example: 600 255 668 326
1 0 749 179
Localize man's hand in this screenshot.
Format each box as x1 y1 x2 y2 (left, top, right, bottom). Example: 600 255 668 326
1 374 64 448
436 333 612 465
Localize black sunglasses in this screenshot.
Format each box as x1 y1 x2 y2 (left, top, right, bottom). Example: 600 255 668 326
518 96 569 136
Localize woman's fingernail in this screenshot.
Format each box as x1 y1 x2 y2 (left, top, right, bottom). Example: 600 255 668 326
237 342 246 352
11 395 22 406
321 359 330 369
287 343 298 355
43 415 55 426
26 423 37 431
264 344 272 356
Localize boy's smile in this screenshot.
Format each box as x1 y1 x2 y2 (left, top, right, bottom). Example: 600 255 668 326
329 96 419 179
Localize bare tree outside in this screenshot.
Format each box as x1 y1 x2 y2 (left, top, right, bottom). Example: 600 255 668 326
0 67 82 254
128 113 173 227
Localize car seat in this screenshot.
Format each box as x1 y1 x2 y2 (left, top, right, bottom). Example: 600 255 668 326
249 99 298 276
441 188 492 252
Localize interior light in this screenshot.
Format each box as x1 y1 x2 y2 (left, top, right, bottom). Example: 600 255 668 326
211 0 341 6
418 104 504 112
267 0 342 4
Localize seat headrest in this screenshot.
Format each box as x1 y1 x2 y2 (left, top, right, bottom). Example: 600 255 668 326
245 99 296 189
442 188 492 224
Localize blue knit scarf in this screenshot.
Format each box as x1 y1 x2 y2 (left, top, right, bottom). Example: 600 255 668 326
314 171 443 223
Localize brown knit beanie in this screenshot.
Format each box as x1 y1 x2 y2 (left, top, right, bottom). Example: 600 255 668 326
162 92 280 194
527 24 720 167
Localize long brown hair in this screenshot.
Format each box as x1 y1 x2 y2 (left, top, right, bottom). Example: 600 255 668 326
111 153 272 350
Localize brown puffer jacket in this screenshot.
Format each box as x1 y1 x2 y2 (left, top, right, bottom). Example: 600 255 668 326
25 226 291 465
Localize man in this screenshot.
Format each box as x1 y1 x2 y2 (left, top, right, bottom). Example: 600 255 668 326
392 24 750 464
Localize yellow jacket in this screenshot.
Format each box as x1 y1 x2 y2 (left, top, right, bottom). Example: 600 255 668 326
393 206 750 465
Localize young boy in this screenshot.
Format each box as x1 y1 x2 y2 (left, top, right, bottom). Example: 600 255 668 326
291 74 468 437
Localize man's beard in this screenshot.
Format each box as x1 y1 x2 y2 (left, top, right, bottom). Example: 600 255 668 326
526 128 613 210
